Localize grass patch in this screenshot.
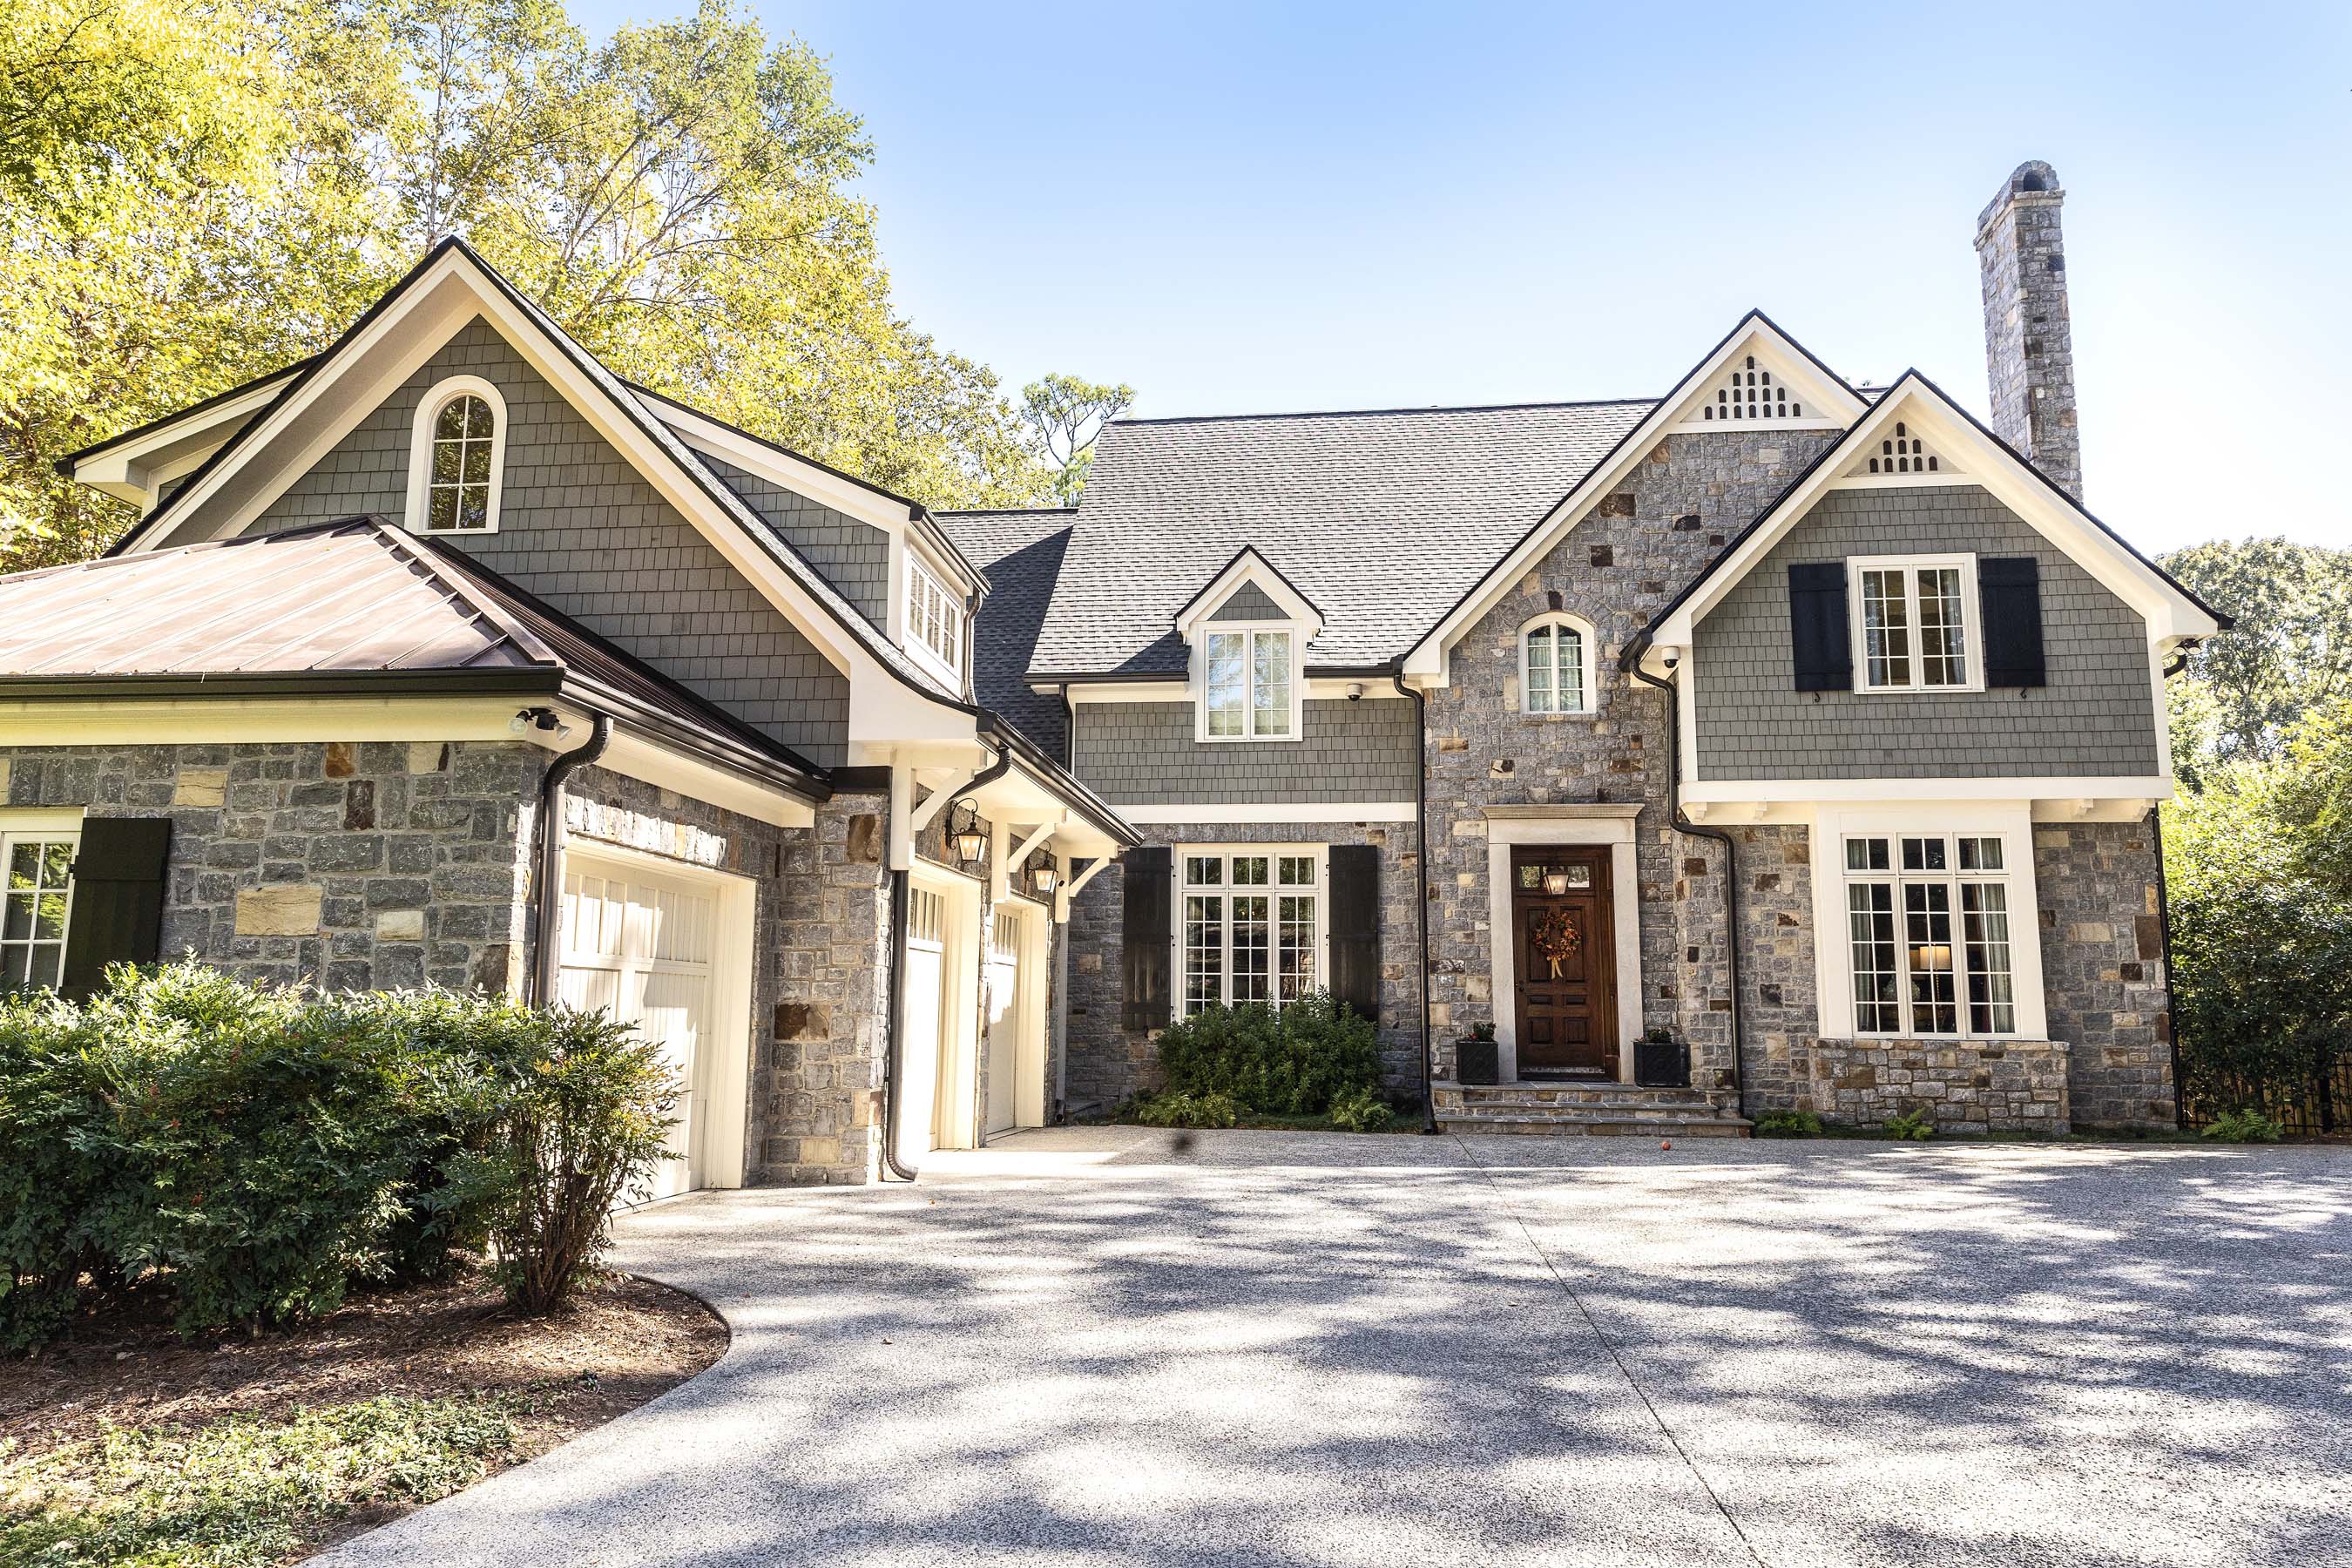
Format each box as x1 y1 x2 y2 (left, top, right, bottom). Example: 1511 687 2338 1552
0 1393 526 1567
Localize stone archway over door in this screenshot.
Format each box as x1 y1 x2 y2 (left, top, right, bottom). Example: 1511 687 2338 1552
559 849 754 1196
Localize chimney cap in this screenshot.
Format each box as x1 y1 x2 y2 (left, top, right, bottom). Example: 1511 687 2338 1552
1977 160 2064 235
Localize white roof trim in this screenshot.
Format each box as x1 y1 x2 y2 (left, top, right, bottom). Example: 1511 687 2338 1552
68 368 305 504
647 394 918 537
1173 546 1324 639
1646 375 2223 652
1404 314 1868 679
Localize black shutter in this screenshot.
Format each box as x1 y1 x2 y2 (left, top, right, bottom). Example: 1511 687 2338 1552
1788 562 1852 692
1327 844 1381 1025
61 815 172 998
1981 557 2047 688
1120 846 1171 1031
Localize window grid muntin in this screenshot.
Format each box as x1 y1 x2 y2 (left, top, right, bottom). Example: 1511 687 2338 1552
1202 628 1294 740
1842 832 2016 1038
1853 557 1975 692
424 394 496 532
906 558 963 676
1 833 77 991
1180 849 1318 1014
1521 618 1589 715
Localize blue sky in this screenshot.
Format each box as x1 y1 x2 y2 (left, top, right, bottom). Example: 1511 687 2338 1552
573 1 2349 552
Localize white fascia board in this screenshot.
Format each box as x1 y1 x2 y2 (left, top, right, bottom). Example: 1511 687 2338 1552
1409 317 1869 674
1114 801 1415 824
652 399 916 536
70 371 305 504
1173 549 1323 640
591 724 815 828
1652 378 2223 647
1058 677 1405 705
1684 775 2173 806
0 694 550 747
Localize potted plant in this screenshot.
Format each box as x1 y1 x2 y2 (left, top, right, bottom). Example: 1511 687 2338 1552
1456 1021 1500 1086
1634 1026 1690 1088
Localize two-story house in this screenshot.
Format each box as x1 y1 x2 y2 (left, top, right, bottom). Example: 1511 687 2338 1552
3 162 2219 1177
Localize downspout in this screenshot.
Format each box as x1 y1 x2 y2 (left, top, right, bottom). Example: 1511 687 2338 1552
2154 637 2195 1128
1390 665 1438 1134
1630 660 1746 1119
529 711 612 1008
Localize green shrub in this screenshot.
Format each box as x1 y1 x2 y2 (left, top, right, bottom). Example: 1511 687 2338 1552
2200 1107 2286 1144
0 963 676 1347
1328 1088 1395 1134
1882 1107 1935 1141
1153 993 1382 1116
1131 1091 1240 1129
1752 1109 1823 1139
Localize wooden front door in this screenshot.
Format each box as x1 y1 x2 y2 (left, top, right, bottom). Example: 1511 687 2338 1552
1511 847 1618 1079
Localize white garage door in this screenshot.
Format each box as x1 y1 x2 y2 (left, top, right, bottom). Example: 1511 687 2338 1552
984 910 1020 1137
560 861 718 1201
897 885 947 1166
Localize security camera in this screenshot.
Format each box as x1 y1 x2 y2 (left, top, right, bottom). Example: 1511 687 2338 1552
1345 682 1364 702
1661 652 1681 672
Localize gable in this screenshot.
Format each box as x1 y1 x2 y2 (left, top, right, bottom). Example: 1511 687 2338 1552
1209 581 1287 621
245 318 850 765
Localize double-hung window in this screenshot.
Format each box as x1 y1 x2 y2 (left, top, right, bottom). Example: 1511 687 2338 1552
906 558 963 679
1180 850 1319 1014
1849 555 1977 691
1 828 78 992
1843 832 2017 1037
1202 628 1294 740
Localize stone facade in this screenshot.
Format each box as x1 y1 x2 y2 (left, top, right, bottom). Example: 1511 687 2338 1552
0 740 537 993
2034 816 2174 1130
1797 1037 2071 1133
1063 818 1421 1112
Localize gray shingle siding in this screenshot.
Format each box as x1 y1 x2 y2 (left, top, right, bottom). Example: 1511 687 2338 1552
699 454 890 628
1207 582 1286 621
248 318 852 766
1071 698 1416 806
1692 484 2158 780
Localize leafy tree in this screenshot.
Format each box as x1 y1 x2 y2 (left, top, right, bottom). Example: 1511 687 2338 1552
1 0 1069 570
2159 537 2352 769
1020 372 1134 504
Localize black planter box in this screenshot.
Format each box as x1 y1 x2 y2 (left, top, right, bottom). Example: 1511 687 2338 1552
1456 1037 1501 1085
1634 1037 1690 1088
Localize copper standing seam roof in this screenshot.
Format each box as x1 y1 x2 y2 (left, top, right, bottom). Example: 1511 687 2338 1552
0 517 828 793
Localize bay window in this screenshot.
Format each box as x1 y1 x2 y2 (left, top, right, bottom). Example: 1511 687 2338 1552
1202 628 1294 740
1179 849 1320 1013
1842 832 2017 1037
1849 555 1977 691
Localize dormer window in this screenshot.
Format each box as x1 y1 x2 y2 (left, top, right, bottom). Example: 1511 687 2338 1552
1204 628 1294 740
1520 612 1597 714
404 375 507 535
906 556 963 678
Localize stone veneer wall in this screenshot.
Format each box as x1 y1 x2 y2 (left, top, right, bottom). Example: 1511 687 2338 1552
0 741 537 992
1063 819 1421 1111
766 787 894 1184
2035 816 2173 1130
1797 1037 2071 1132
1419 429 1843 1087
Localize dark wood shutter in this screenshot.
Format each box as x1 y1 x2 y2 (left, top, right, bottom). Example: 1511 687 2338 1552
1980 557 2047 688
1788 562 1852 692
1326 844 1381 1025
61 815 172 998
1120 846 1171 1031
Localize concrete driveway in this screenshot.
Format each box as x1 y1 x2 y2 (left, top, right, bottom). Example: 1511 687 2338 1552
314 1130 2352 1568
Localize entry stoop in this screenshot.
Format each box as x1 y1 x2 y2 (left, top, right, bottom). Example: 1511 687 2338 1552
1432 1081 1753 1138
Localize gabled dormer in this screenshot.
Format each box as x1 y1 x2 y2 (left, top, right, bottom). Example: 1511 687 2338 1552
1173 547 1322 742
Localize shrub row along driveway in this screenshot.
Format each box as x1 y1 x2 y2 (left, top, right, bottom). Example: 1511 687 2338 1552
314 1132 2352 1568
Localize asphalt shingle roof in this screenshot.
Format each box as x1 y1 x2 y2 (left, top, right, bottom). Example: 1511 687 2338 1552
936 507 1078 756
1027 400 1656 677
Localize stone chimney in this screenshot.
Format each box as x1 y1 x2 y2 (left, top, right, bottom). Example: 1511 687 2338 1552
1975 160 2082 500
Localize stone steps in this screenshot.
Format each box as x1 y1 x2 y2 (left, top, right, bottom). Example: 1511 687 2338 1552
1431 1079 1752 1139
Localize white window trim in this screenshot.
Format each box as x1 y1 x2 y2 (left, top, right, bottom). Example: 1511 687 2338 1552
0 812 84 994
1808 804 2048 1041
403 375 509 536
1172 843 1328 1015
903 552 964 685
1193 622 1303 743
1517 612 1598 717
1846 552 1984 694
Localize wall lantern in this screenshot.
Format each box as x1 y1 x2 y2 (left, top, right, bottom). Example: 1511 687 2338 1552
950 800 987 868
1542 868 1571 896
1028 855 1061 897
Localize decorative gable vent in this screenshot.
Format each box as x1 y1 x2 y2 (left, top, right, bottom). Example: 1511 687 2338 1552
1848 422 1951 477
1699 356 1803 422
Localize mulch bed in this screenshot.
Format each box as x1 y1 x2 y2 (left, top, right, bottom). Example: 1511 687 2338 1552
0 1266 728 1470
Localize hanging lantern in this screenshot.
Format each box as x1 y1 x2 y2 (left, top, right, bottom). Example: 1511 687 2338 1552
1029 857 1061 896
950 800 986 868
1542 868 1571 896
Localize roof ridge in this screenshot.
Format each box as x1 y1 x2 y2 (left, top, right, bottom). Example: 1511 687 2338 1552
1110 395 1661 428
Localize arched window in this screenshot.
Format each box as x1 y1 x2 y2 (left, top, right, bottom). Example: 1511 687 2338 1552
404 375 507 534
1520 613 1594 714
